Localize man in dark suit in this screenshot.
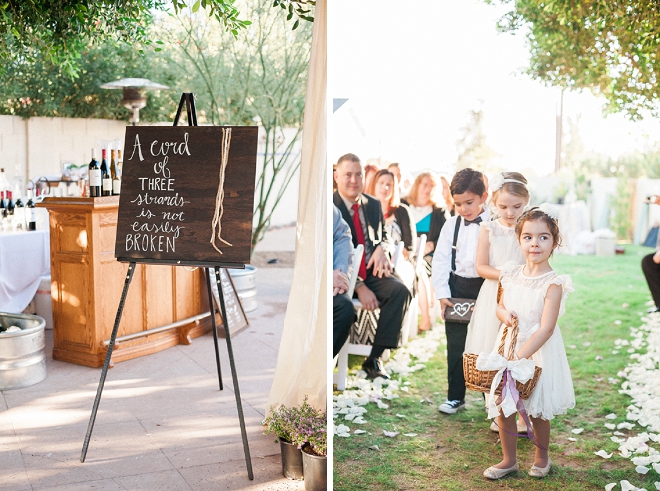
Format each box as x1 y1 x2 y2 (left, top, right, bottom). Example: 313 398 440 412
333 153 412 379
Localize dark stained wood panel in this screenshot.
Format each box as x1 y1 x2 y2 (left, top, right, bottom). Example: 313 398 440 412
115 126 257 267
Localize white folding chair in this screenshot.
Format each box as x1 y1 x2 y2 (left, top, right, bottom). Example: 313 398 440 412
335 242 403 391
333 245 363 390
402 234 427 341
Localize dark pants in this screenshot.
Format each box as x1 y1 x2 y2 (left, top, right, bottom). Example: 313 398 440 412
333 293 355 358
642 253 660 308
360 272 412 349
445 273 484 402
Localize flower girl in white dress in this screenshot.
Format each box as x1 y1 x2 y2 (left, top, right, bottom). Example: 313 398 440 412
464 172 529 434
482 205 575 480
465 172 528 356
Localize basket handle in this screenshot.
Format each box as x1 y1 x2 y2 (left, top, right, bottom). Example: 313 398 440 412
497 317 519 360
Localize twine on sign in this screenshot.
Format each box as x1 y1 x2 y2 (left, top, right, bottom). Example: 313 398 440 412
210 127 233 254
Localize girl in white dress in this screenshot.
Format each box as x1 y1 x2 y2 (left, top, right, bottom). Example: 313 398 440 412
465 172 529 356
483 205 575 480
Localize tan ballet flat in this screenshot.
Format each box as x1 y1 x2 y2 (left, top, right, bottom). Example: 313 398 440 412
483 462 518 480
529 458 552 478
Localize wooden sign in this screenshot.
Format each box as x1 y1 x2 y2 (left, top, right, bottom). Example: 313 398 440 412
115 126 258 267
209 268 249 337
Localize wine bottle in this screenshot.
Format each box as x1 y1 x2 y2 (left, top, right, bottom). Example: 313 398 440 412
6 190 14 217
0 191 6 220
110 148 121 195
101 148 111 196
26 189 36 231
14 196 24 230
89 149 101 197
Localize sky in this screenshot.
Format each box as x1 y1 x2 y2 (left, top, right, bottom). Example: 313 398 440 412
329 0 660 177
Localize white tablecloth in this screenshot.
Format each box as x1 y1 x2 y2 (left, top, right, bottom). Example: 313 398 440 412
0 229 50 313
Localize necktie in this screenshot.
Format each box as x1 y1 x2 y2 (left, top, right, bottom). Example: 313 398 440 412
465 216 483 226
351 203 368 279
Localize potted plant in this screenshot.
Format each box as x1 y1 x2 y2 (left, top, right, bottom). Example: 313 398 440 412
264 399 307 480
293 404 327 491
264 396 327 487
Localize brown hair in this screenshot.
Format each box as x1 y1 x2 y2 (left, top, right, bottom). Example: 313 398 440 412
336 153 361 168
450 168 486 197
366 169 400 214
492 171 529 204
515 208 562 251
407 172 439 207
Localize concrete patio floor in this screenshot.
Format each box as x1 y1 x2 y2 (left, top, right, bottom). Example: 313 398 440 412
1 252 307 490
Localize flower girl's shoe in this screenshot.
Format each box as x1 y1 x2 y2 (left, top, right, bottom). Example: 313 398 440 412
483 462 518 480
529 458 552 477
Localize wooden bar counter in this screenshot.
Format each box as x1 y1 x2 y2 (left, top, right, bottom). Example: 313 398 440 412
38 196 213 367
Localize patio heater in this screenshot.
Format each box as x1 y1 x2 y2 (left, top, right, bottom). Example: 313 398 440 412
100 78 169 125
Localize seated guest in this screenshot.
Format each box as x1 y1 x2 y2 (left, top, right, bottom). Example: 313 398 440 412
440 175 454 215
333 153 412 380
333 204 355 358
364 162 379 192
366 169 416 289
403 172 448 330
388 162 412 198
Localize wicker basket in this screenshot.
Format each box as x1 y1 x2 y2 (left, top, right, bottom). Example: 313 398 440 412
463 318 541 400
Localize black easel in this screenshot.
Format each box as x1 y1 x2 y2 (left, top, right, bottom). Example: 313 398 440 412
80 93 253 481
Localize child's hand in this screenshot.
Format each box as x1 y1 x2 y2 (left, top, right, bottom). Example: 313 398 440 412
439 298 454 321
504 310 518 327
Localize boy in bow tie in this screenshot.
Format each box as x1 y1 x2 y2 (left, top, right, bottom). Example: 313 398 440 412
431 168 489 414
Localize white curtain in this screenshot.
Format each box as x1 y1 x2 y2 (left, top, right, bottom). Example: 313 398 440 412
266 0 327 413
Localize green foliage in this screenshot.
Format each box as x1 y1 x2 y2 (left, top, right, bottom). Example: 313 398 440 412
0 0 312 78
265 396 327 456
0 41 178 120
488 0 660 120
611 176 633 240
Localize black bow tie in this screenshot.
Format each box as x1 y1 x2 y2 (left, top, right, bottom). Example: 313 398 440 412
464 216 483 226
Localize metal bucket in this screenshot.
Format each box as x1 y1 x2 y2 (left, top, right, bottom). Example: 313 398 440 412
302 449 327 491
229 265 258 312
0 312 47 390
279 439 304 480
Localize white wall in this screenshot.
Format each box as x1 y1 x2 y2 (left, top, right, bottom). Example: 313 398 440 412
0 115 300 226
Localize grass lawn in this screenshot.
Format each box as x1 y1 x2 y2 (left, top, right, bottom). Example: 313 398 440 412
333 245 658 490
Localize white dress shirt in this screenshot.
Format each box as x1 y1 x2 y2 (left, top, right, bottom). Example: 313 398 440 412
431 207 491 299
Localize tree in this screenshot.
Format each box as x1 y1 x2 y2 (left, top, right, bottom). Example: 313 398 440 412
455 107 500 172
0 41 179 120
489 0 660 120
156 3 311 251
0 0 313 78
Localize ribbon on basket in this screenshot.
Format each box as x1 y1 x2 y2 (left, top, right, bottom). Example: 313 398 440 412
477 351 545 449
476 352 536 418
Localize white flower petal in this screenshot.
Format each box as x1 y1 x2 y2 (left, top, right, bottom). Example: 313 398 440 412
403 433 417 437
595 450 613 459
605 484 617 491
605 413 617 420
621 480 635 491
353 429 366 435
605 423 616 430
636 466 650 474
383 430 399 438
568 437 577 442
572 428 584 434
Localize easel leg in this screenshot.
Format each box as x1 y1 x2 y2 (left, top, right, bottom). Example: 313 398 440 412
206 268 223 391
214 267 254 480
81 262 136 463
